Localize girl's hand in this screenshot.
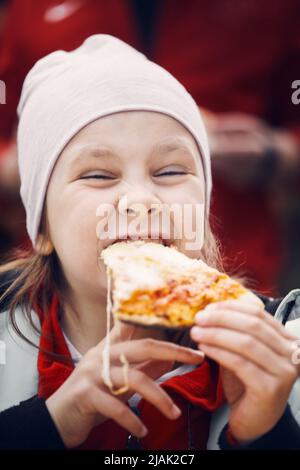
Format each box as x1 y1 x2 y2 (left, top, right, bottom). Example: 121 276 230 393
46 336 204 448
191 300 300 443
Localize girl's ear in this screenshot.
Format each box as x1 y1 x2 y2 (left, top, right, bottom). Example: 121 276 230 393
35 234 54 256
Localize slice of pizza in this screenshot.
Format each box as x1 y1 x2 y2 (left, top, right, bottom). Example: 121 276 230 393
101 240 263 329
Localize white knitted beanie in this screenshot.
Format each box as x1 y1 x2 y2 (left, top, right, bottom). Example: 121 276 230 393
17 34 211 246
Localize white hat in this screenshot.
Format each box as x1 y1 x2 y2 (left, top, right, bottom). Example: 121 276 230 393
17 34 211 246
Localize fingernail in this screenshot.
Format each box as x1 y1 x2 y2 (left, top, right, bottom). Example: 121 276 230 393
195 312 207 323
139 426 148 438
171 405 181 418
204 303 217 312
190 349 205 359
191 326 202 336
191 327 203 340
191 326 197 335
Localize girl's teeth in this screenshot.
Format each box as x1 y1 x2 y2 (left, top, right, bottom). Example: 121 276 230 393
111 238 171 246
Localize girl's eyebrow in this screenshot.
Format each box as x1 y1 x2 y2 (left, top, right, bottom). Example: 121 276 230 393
153 137 196 156
71 145 120 167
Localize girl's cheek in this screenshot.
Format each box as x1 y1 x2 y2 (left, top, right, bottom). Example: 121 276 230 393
159 181 204 205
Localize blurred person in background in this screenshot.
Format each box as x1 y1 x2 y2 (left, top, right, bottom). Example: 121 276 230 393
0 0 299 294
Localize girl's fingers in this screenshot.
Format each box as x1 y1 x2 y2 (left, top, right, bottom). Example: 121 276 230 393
105 339 205 365
135 359 175 381
109 367 181 421
206 300 297 341
198 343 274 391
191 325 290 377
90 388 148 438
194 308 293 358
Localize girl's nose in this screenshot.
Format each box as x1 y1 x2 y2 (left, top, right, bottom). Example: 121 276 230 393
118 191 162 218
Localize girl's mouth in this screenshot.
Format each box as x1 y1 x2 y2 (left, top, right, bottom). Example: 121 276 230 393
110 237 172 248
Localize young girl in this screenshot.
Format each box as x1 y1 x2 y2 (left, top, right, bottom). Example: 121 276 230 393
0 35 299 450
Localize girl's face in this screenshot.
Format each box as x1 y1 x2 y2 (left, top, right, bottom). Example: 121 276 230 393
46 111 205 300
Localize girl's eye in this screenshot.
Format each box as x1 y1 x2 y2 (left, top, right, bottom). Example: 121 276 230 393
155 170 187 177
79 173 115 180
